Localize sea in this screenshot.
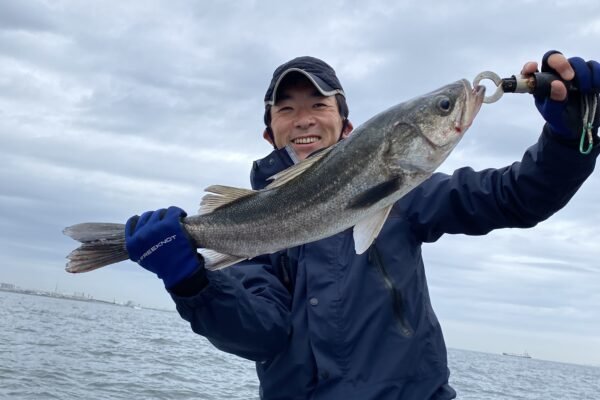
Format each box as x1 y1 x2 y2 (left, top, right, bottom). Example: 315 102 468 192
1 290 598 400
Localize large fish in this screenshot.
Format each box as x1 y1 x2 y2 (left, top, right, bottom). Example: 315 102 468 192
64 79 485 273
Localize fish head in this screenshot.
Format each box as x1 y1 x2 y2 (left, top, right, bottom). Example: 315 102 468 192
386 79 485 173
415 79 485 146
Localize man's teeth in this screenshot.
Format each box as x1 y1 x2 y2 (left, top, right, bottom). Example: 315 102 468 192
293 137 319 144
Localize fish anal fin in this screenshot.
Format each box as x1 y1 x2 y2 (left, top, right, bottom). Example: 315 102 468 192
265 146 333 190
198 185 256 215
199 249 246 271
353 205 393 254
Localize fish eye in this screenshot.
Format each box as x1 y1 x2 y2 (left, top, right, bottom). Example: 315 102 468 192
436 96 452 113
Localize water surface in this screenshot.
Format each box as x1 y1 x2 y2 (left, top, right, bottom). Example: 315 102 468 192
1 291 598 399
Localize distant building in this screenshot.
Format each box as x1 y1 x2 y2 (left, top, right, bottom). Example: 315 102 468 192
0 283 16 290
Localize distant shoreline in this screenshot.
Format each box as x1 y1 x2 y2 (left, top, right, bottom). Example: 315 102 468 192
0 287 174 313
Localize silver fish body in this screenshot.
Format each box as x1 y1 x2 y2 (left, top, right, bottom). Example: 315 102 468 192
64 79 484 273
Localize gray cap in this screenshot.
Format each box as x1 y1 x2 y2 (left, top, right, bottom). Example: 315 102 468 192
264 56 345 106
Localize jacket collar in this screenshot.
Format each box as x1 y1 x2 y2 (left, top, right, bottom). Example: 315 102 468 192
250 146 297 190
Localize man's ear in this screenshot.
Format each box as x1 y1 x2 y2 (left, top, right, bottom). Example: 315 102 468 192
263 128 274 145
341 120 354 139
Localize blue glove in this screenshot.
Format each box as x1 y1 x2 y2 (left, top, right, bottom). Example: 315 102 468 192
534 50 600 141
125 206 202 289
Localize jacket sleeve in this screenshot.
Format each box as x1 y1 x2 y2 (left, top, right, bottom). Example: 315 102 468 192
405 127 600 243
169 254 291 362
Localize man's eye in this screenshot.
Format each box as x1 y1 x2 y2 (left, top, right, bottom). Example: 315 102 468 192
278 106 293 112
314 103 327 108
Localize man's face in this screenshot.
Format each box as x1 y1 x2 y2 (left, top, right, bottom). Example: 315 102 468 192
264 80 352 161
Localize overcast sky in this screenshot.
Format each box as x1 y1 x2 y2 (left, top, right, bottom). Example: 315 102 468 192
1 0 600 366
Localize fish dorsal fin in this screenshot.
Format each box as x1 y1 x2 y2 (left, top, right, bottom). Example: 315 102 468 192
198 185 256 215
353 205 393 254
265 147 333 190
199 249 246 271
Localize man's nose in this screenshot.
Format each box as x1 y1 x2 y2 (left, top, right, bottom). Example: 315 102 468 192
294 108 316 129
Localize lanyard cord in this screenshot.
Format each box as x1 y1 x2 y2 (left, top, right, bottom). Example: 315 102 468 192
579 94 598 155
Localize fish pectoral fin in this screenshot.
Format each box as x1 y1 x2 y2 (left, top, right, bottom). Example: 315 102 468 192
348 177 402 209
198 185 257 215
265 146 334 190
199 249 246 271
352 205 393 254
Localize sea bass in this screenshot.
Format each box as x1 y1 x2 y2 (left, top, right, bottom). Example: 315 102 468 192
64 80 485 273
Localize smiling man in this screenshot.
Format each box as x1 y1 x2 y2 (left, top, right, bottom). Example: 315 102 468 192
261 58 353 161
124 53 600 399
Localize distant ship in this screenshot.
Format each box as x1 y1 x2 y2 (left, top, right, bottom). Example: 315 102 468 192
502 351 532 359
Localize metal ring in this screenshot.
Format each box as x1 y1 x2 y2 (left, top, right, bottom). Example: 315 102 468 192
473 71 504 104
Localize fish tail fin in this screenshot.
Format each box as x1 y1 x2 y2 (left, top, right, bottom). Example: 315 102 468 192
198 249 245 271
63 223 129 273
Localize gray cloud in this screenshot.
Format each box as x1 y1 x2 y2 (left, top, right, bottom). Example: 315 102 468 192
1 0 599 366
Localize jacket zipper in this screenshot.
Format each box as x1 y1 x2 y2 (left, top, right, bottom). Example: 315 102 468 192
368 245 414 337
279 252 293 294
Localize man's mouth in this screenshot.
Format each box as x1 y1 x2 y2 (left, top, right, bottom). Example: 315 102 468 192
292 136 320 145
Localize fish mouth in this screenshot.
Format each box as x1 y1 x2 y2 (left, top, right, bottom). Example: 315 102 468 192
456 79 485 133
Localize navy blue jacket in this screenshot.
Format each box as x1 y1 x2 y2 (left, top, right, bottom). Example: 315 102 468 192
171 128 598 399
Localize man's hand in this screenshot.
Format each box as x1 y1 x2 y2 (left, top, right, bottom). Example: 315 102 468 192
523 50 599 141
521 53 575 101
125 206 202 289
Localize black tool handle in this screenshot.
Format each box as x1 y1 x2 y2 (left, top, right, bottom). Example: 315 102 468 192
501 73 577 97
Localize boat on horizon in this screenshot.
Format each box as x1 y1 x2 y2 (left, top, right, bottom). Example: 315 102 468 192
502 351 532 359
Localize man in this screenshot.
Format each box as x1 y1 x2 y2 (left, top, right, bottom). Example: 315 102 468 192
125 52 599 399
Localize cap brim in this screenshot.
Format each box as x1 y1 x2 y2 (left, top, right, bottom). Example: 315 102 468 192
265 68 345 106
